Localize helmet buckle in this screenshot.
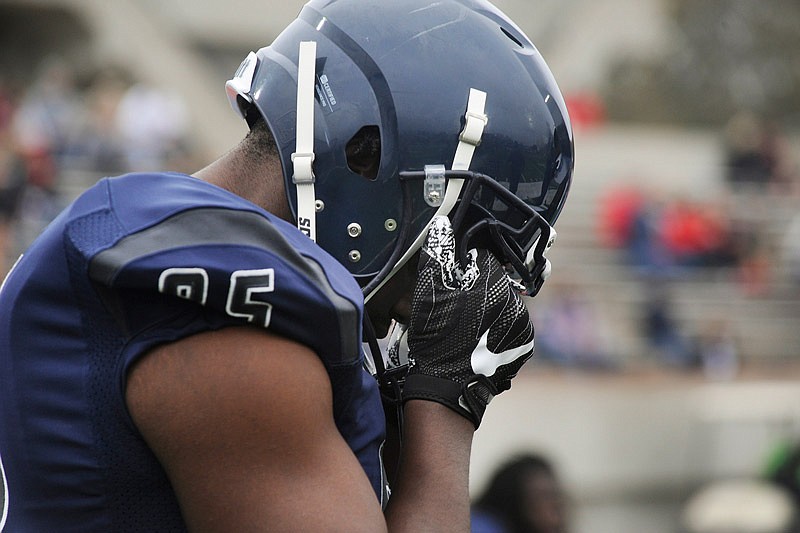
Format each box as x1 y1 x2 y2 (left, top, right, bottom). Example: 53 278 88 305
459 110 488 146
291 152 316 183
423 165 446 207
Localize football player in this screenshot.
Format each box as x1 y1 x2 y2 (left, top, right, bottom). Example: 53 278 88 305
0 0 573 531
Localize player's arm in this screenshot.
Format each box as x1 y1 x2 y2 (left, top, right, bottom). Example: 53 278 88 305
127 326 478 532
387 215 537 531
384 400 475 532
126 326 387 532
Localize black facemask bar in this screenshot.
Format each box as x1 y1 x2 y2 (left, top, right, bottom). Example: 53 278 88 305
398 169 555 297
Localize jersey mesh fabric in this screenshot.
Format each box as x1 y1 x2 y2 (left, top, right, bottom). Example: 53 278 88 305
66 208 187 531
0 173 385 531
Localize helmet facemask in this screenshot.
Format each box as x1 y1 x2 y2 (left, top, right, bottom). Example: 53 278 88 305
397 169 557 298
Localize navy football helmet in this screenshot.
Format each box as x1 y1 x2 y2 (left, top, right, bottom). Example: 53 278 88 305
226 0 574 300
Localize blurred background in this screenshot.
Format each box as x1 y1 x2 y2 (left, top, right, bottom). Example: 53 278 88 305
1 1 799 531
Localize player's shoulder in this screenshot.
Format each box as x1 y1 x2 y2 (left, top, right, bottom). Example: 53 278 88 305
92 172 351 286
73 172 363 364
101 171 267 229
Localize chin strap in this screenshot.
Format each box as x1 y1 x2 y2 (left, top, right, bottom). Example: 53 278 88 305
453 89 488 170
292 41 318 242
225 43 318 242
364 88 488 303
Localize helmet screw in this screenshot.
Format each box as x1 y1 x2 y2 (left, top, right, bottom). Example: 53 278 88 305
315 200 325 212
384 219 397 232
348 250 361 262
347 223 362 238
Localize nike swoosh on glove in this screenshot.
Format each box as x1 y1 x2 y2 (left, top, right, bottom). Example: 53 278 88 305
403 216 535 428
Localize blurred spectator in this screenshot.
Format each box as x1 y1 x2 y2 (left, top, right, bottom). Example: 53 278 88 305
472 453 569 533
599 183 748 279
532 281 617 371
625 192 675 275
782 213 800 291
12 56 81 165
724 112 774 189
114 82 191 171
737 236 773 297
69 71 127 172
0 56 209 262
597 183 645 249
759 120 799 194
696 318 739 381
640 281 697 369
8 57 75 253
723 112 797 194
12 170 64 257
564 91 605 131
0 86 27 275
659 196 738 269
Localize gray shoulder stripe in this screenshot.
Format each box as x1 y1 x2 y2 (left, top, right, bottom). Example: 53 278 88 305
91 209 304 283
89 208 360 358
89 208 306 285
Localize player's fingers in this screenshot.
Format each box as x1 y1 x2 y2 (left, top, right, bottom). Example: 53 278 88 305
419 216 459 290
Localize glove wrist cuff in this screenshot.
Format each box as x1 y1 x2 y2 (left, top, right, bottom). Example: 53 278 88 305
403 373 484 428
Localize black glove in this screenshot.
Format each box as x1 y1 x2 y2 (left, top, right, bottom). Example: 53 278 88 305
403 216 535 428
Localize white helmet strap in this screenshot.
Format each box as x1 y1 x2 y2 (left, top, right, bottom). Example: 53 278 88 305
364 88 488 302
292 41 318 241
227 48 503 301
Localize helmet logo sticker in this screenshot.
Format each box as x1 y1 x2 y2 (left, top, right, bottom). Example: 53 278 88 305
315 74 339 113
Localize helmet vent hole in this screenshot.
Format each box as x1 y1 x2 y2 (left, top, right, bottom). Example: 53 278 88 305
346 125 381 180
500 27 523 48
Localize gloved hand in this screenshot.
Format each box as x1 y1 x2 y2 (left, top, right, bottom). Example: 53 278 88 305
403 216 535 428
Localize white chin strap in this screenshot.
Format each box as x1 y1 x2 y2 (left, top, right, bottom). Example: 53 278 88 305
286 43 487 298
292 41 318 241
364 88 488 302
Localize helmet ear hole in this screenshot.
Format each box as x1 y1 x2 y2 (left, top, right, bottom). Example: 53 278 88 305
346 125 381 180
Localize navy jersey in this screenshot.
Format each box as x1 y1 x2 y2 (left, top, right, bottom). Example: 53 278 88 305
0 172 386 532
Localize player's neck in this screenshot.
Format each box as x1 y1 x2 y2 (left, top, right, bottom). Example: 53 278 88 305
194 147 292 223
